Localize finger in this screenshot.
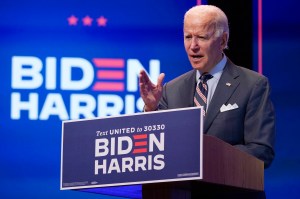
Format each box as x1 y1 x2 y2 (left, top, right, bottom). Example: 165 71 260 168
157 73 165 87
139 70 150 84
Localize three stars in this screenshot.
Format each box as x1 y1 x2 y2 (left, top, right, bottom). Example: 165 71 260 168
67 15 108 27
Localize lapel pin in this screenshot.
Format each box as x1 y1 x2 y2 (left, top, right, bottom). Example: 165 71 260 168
226 82 231 87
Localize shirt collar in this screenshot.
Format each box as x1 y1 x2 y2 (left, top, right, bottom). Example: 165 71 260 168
196 55 227 81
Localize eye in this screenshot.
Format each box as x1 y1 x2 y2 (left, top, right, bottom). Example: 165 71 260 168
184 35 192 40
198 35 208 40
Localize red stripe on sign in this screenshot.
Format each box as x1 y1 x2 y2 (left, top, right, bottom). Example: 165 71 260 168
93 58 124 68
92 82 124 91
134 141 147 147
133 148 147 154
97 70 124 80
133 134 147 139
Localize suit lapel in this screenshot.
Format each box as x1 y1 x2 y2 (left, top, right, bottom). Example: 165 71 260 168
204 60 240 133
180 70 197 107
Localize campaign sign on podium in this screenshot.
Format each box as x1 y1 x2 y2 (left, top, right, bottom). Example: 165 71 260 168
60 107 203 190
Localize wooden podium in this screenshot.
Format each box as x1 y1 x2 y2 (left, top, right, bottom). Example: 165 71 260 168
142 134 264 199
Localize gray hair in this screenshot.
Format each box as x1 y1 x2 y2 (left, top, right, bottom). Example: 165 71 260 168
184 5 229 48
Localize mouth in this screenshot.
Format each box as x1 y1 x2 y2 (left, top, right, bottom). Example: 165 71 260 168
190 55 203 61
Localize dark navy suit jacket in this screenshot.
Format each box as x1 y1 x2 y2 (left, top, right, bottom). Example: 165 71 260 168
158 59 275 168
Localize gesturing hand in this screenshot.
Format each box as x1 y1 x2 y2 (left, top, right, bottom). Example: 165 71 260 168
139 70 165 112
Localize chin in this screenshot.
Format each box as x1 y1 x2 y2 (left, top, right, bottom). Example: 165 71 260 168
191 64 205 71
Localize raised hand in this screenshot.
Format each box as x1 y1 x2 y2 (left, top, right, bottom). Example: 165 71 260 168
139 70 165 111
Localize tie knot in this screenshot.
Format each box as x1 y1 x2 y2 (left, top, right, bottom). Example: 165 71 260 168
200 73 213 83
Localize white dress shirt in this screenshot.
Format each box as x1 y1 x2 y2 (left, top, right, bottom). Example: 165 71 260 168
196 55 227 110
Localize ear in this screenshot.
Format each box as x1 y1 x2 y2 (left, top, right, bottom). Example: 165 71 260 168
220 32 228 50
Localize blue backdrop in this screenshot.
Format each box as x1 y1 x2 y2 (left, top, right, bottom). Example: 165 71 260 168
262 0 300 198
0 0 299 198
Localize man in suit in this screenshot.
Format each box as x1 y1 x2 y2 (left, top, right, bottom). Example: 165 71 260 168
139 5 275 168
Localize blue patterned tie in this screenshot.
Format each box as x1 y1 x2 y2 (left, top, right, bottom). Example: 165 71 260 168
194 73 213 116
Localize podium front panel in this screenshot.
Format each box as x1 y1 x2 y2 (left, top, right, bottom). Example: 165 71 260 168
61 107 203 190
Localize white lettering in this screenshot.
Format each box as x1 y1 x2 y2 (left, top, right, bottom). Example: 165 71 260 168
70 94 96 119
95 138 109 157
135 156 147 171
39 93 68 120
122 157 134 172
136 97 144 112
154 154 165 170
61 57 94 90
10 56 162 120
12 56 43 89
97 94 123 117
45 57 57 90
108 159 121 174
117 136 132 155
149 133 165 152
11 92 38 120
111 137 115 156
127 59 160 92
95 159 107 175
125 95 135 114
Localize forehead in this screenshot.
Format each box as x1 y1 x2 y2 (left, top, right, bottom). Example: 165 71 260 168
183 13 215 34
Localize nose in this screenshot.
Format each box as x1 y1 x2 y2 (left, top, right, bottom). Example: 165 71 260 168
190 37 199 51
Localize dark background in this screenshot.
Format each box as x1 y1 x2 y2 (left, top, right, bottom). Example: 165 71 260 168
210 0 253 69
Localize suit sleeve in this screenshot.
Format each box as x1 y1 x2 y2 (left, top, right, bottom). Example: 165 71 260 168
158 83 169 110
235 76 275 168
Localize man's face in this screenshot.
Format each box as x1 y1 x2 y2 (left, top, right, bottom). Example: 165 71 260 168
184 14 226 72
